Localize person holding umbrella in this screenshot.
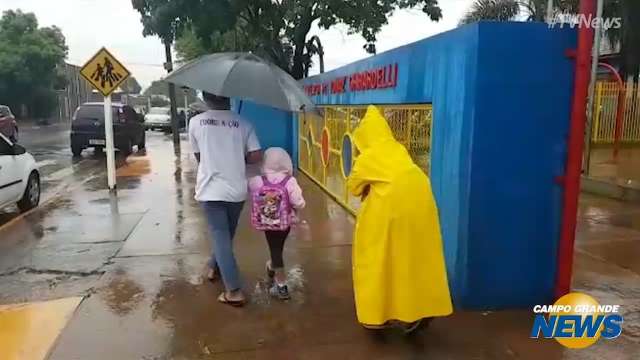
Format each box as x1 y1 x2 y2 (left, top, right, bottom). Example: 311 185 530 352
189 92 262 306
165 52 316 307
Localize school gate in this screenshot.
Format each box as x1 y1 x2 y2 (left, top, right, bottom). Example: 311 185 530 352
237 22 577 310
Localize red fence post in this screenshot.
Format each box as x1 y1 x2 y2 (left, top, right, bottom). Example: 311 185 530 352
613 88 626 160
555 0 597 299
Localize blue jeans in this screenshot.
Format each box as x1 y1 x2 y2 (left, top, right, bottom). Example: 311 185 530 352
201 201 244 291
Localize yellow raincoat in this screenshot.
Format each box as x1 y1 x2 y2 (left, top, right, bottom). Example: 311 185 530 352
347 105 453 326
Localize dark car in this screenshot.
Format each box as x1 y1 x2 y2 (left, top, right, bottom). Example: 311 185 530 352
70 102 145 157
0 105 18 143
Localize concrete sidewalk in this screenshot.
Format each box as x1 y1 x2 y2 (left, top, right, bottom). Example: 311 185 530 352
0 133 638 359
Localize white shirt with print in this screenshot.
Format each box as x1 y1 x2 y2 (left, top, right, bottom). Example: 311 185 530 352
189 110 261 202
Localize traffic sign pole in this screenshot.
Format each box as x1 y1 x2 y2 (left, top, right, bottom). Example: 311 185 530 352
80 47 131 192
104 94 116 190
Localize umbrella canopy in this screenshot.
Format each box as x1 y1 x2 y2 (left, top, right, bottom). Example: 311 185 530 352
164 52 315 112
188 100 208 113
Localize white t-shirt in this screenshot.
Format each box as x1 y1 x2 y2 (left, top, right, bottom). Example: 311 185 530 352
189 110 261 202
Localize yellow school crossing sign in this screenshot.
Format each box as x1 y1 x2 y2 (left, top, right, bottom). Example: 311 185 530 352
80 47 130 97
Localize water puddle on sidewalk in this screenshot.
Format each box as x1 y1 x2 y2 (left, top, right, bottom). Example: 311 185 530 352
251 264 306 306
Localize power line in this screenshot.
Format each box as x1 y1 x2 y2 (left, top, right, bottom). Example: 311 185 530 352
67 58 164 68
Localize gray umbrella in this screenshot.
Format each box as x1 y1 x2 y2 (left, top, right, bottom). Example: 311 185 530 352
164 52 315 112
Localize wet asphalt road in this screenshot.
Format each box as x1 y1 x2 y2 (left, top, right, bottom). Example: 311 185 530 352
0 131 638 359
0 122 130 226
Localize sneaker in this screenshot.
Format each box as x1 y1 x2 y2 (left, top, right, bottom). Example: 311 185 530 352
269 283 290 300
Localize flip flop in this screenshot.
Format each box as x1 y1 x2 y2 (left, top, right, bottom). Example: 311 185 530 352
217 292 246 307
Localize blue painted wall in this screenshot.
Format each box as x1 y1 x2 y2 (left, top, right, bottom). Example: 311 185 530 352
299 22 576 309
232 100 294 154
466 23 575 308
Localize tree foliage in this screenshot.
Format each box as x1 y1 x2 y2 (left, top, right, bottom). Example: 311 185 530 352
461 0 520 24
143 80 198 103
122 77 143 94
0 10 68 118
131 0 234 45
162 0 443 79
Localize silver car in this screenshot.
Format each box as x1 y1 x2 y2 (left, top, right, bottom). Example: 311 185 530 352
144 107 171 130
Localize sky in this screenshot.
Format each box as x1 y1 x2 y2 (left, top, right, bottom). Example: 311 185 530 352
0 0 474 90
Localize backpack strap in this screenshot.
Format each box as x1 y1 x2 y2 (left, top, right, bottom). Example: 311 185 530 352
278 175 292 186
261 175 271 186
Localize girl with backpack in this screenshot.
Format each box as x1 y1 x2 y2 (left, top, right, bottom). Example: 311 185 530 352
249 147 305 300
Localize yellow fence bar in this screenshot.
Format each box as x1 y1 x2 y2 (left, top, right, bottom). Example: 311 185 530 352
298 104 433 214
591 80 640 145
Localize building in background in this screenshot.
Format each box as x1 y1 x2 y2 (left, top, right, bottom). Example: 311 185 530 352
55 63 93 122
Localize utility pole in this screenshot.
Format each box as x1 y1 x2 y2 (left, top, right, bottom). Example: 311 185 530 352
164 40 180 146
584 0 605 175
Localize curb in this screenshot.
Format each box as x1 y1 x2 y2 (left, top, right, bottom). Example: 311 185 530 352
581 176 640 203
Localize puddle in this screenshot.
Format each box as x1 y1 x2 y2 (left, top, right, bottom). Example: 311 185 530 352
251 264 306 306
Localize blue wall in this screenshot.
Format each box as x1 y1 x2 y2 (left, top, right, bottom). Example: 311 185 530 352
299 22 576 309
466 23 574 308
232 100 294 154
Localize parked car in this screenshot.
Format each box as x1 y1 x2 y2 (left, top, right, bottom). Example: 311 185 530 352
144 107 172 130
70 102 146 157
0 105 18 143
0 133 40 212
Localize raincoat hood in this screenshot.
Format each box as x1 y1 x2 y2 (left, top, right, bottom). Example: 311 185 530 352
262 147 293 175
352 105 395 151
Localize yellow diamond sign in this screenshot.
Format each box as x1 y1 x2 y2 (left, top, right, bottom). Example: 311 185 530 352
80 47 131 97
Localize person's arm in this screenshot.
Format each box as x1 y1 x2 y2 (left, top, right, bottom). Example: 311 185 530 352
188 119 200 163
286 177 306 209
244 122 262 164
246 150 262 164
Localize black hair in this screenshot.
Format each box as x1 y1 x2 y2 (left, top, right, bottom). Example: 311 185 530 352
203 92 230 110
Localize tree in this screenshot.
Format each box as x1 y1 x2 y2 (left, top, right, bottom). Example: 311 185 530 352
0 10 68 118
604 0 640 81
460 0 638 80
172 0 442 79
460 0 520 24
143 80 198 103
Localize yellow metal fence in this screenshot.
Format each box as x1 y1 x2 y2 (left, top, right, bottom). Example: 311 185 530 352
298 104 433 214
592 81 640 144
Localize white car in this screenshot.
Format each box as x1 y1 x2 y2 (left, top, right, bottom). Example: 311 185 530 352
144 107 172 130
0 133 40 212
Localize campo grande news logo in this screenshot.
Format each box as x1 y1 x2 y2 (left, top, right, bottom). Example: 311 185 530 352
530 292 623 349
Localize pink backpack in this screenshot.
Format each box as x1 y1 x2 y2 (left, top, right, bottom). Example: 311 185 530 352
251 175 293 231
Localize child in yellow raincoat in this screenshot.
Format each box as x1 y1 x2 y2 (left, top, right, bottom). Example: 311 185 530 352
347 105 453 331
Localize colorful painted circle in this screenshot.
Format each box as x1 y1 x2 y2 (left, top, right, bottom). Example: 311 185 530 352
341 134 353 177
321 127 330 166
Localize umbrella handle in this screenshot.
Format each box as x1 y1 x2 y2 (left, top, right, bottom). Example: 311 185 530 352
238 100 243 114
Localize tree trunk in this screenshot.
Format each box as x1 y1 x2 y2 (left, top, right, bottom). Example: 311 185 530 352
292 43 307 80
291 12 314 80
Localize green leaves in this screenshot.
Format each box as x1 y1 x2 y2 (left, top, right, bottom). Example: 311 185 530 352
460 0 520 25
0 10 68 118
170 0 442 79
